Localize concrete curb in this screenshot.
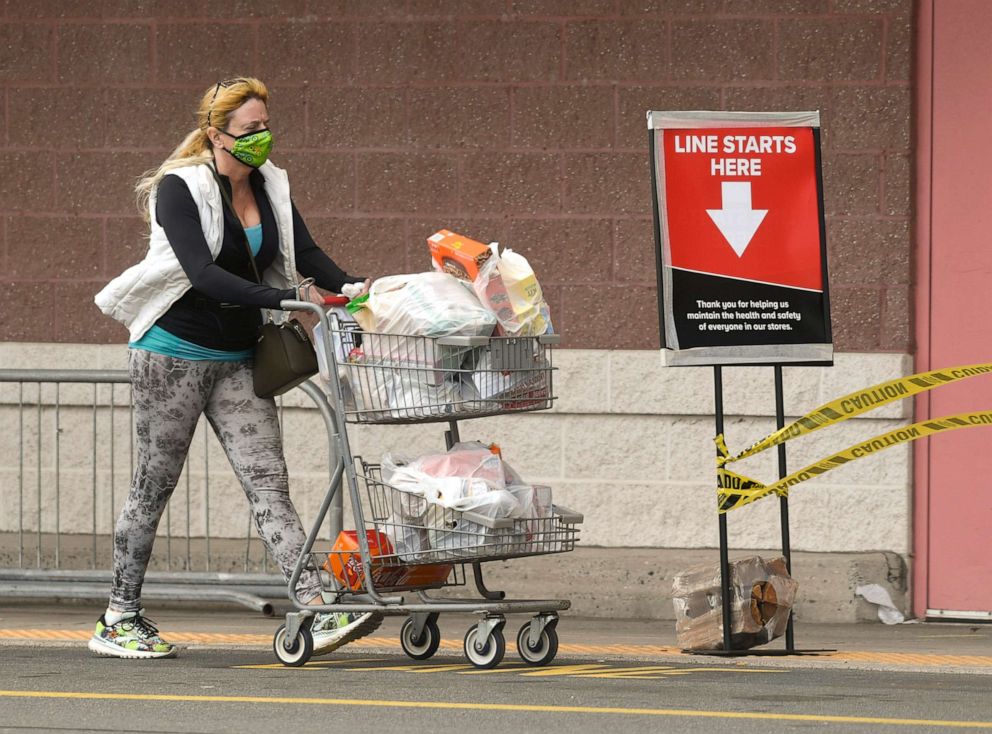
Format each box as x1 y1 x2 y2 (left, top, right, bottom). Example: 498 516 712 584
0 545 908 624
467 547 908 623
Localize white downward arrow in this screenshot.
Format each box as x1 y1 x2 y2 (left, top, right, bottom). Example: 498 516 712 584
706 181 768 257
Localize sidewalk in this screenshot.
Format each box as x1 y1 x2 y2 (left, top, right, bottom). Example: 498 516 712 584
2 602 989 675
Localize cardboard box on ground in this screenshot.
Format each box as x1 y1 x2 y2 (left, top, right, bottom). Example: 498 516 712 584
672 555 798 651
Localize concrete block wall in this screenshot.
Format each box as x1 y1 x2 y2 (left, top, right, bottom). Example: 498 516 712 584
0 343 913 556
0 0 912 353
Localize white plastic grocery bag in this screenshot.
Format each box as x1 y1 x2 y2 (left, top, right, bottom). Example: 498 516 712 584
353 271 496 338
472 246 552 337
313 307 359 380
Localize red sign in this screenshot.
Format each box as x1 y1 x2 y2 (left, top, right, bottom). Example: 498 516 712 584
648 111 831 366
663 127 822 291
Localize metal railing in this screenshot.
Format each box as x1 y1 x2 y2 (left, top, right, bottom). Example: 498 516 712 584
0 369 342 614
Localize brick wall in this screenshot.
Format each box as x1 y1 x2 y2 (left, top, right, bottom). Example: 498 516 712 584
0 0 912 352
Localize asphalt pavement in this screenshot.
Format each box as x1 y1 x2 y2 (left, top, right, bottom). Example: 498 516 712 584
1 603 991 732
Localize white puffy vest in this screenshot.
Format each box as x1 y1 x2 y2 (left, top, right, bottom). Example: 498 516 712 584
94 160 298 342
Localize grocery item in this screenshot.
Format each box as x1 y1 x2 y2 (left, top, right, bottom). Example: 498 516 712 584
339 272 494 418
361 332 466 387
425 493 525 558
508 484 553 552
410 444 505 488
385 519 431 563
380 444 550 559
323 529 452 590
428 229 493 281
313 304 359 380
671 555 798 651
324 530 395 591
466 346 550 410
391 562 454 587
350 271 496 338
338 347 390 416
383 368 464 420
382 443 523 510
473 247 552 337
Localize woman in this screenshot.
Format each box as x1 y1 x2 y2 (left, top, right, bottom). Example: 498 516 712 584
93 77 378 659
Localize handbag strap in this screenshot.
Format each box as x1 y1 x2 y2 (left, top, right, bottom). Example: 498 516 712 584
209 163 264 285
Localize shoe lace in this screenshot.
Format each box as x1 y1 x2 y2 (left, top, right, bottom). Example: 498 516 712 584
313 612 354 632
131 615 161 639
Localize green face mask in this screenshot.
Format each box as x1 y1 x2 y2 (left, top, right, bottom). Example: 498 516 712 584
221 128 272 168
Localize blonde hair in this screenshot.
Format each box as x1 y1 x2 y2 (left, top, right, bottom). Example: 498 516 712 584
135 77 269 221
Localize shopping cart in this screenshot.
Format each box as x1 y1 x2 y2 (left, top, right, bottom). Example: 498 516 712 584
271 298 582 669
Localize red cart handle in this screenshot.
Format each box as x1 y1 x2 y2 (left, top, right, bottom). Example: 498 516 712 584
322 295 350 306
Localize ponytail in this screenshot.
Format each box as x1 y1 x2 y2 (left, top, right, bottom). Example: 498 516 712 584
134 128 213 223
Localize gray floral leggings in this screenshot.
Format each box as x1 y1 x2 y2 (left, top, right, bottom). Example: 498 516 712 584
110 349 321 611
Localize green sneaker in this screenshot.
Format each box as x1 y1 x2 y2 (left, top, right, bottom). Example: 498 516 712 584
311 611 383 656
87 610 177 659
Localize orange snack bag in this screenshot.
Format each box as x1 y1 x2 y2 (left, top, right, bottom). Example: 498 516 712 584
324 530 394 591
324 530 453 591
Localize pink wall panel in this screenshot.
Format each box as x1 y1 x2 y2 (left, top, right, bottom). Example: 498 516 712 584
917 0 992 615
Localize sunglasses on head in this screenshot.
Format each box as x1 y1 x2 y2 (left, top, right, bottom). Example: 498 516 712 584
206 78 246 128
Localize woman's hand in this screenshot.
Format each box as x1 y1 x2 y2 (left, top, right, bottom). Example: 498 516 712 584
294 283 329 337
341 279 371 299
303 286 327 307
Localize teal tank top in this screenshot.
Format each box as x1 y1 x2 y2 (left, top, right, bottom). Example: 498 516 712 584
129 224 263 361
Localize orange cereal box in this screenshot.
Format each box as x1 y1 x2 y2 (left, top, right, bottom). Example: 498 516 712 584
427 229 492 281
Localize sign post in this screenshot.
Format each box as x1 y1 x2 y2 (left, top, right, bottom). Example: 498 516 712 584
648 111 832 653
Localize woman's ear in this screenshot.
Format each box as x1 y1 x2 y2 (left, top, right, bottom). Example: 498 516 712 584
207 127 223 148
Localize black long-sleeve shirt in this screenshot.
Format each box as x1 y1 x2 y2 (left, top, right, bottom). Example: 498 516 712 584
153 169 362 351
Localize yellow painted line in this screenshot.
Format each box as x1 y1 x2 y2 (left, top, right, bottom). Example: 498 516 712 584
236 659 780 679
0 630 271 645
580 673 693 680
232 658 382 670
574 666 784 680
347 663 473 674
3 629 992 669
0 630 675 655
517 664 615 677
457 663 531 675
0 690 990 729
569 666 682 679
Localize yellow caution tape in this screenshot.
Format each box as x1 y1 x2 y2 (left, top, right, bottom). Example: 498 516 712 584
716 363 992 467
718 410 992 513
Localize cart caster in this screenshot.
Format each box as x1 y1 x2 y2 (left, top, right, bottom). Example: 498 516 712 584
400 616 441 661
516 620 559 666
273 623 313 667
464 622 505 669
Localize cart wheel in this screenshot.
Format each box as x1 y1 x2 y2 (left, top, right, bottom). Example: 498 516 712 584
400 617 441 661
464 624 505 669
273 624 313 667
516 621 559 666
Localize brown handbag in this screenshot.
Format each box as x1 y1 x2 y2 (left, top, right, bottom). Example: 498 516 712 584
252 318 319 398
211 165 318 398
